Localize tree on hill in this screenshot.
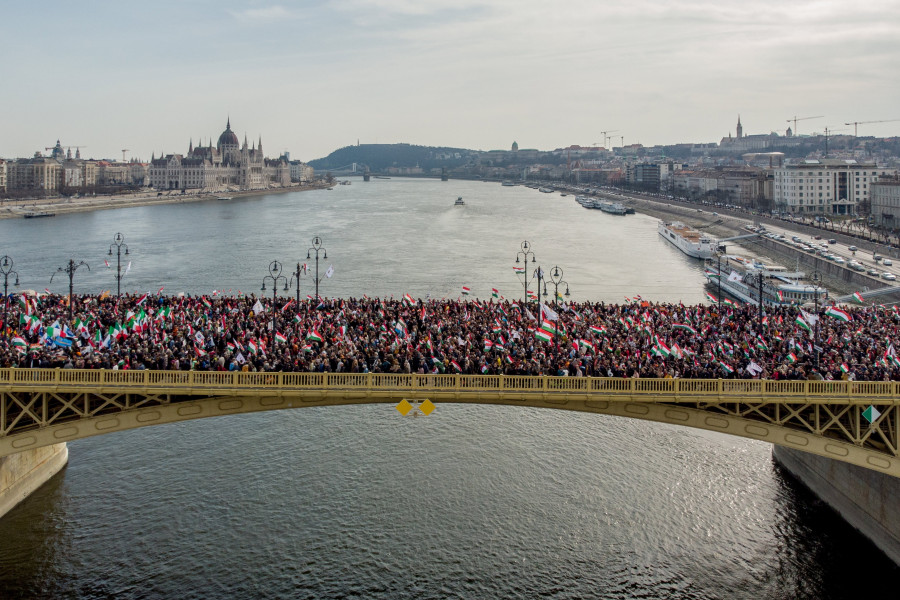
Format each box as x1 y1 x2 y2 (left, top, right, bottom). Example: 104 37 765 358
308 144 474 172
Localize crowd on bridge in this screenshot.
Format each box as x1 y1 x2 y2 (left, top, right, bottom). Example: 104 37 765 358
1 290 900 382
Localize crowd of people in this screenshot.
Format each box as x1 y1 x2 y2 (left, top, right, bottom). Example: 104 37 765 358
1 290 899 381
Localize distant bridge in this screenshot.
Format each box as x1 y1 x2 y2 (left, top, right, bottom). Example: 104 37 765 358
1 369 898 476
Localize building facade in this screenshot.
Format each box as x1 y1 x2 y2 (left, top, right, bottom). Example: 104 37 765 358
148 119 292 192
772 160 895 216
870 175 900 227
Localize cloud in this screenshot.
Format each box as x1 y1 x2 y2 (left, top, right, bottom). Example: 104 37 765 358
228 4 299 22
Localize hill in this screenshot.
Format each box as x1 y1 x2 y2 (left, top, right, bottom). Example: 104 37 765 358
308 143 475 172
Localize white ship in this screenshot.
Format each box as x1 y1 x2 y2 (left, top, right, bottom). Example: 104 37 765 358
597 199 627 215
658 221 717 259
705 255 828 306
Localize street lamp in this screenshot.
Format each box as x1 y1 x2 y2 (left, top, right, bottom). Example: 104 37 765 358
811 271 821 369
107 232 129 304
515 240 536 306
306 236 328 300
51 259 90 320
260 260 289 332
547 265 571 310
714 250 724 312
287 262 307 305
0 256 20 338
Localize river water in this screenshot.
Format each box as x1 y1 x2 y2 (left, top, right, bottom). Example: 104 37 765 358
0 179 896 598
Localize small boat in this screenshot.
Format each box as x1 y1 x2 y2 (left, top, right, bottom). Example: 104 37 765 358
501 181 516 187
454 197 465 206
216 196 233 201
23 212 55 218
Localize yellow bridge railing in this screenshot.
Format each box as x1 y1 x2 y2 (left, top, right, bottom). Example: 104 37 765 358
1 368 899 401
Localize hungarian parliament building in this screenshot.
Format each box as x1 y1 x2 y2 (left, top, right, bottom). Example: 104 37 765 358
149 118 300 191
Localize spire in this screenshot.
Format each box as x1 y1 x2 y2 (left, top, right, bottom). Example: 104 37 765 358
189 138 193 152
76 148 81 159
736 115 743 139
227 116 231 130
243 134 248 150
258 135 262 153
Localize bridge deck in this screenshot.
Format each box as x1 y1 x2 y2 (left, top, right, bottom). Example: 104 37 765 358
1 369 898 476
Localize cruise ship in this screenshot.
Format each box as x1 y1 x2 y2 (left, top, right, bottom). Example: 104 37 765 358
705 255 828 306
658 221 717 259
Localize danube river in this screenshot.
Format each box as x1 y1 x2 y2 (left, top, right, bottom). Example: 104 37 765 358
0 179 895 598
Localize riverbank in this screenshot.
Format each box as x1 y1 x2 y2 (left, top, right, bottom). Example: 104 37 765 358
0 182 331 221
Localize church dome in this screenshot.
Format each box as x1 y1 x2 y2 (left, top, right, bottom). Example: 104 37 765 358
218 119 239 147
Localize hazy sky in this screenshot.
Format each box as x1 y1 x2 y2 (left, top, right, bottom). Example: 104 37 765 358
2 0 899 162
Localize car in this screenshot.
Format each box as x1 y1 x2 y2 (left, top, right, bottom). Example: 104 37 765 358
828 239 837 244
874 255 882 263
813 235 822 240
834 257 846 265
882 273 897 281
884 259 893 266
792 236 802 242
868 268 880 276
848 246 858 252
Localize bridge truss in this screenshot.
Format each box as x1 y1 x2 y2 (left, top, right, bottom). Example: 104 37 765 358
1 369 898 476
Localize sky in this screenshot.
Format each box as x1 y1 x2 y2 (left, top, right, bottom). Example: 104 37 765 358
2 0 899 162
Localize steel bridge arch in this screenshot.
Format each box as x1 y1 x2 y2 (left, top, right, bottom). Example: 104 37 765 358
1 369 898 477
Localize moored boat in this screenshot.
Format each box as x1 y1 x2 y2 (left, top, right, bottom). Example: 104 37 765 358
704 255 828 306
23 211 55 218
658 220 717 259
454 197 465 206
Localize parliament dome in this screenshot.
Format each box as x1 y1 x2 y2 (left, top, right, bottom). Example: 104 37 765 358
217 119 239 147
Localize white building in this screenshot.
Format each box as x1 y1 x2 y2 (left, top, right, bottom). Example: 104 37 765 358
870 175 900 227
772 159 895 216
149 118 291 191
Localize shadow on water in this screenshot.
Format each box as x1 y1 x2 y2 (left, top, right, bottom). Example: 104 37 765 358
763 459 899 599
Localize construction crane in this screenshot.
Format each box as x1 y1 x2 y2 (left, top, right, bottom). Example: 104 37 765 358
786 115 823 135
121 149 130 163
600 130 619 148
844 119 900 137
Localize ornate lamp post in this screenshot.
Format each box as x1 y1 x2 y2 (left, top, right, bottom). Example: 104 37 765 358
0 256 20 338
107 232 129 304
287 262 307 305
715 250 724 311
51 259 90 320
515 240 536 306
547 265 570 309
306 236 328 300
811 271 821 369
260 260 289 332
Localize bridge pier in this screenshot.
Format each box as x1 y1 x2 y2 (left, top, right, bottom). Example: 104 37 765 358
773 445 900 565
0 443 68 520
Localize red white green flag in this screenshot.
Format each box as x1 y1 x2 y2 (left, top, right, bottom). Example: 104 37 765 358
461 286 470 295
275 332 288 344
825 306 851 322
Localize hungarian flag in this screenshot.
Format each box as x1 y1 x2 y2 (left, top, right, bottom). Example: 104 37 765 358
11 336 26 351
403 293 415 306
247 340 258 354
306 329 323 342
292 314 302 324
534 329 553 342
275 332 288 344
540 319 557 335
136 293 148 306
787 352 798 363
672 323 696 335
794 316 812 333
852 292 865 303
577 339 595 353
281 299 295 313
705 292 718 304
719 362 734 374
590 325 606 336
512 266 525 274
450 360 462 372
461 286 470 295
825 306 851 322
491 288 499 299
840 363 850 374
481 365 489 374
484 339 494 351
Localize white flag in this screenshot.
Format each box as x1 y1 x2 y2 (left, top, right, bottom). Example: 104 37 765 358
540 303 559 322
325 264 335 279
252 299 264 314
746 361 763 376
801 309 819 326
235 352 246 365
727 271 742 282
124 261 132 276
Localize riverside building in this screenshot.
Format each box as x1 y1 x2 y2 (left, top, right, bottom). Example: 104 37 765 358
148 118 291 192
772 159 895 216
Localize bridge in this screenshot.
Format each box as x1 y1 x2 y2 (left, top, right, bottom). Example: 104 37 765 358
1 369 898 476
